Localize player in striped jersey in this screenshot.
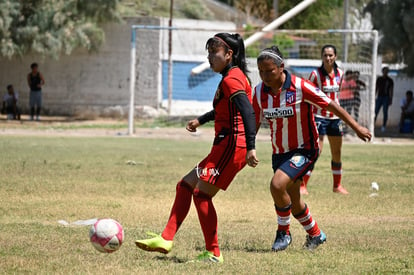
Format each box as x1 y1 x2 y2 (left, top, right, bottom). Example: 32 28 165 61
135 33 259 263
301 44 349 195
252 46 371 251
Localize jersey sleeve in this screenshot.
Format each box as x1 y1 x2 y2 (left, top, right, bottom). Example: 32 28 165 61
252 86 263 127
302 79 331 109
222 73 247 98
308 70 319 87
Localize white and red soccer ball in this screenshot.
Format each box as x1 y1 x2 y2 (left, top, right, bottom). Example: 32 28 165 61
89 218 124 253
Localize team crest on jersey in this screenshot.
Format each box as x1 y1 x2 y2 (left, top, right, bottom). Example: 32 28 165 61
289 154 308 168
286 91 296 105
335 76 341 84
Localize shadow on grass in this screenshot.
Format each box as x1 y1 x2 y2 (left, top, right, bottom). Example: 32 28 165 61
154 255 188 263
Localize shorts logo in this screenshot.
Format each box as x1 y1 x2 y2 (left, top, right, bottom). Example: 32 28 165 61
197 167 220 178
286 91 296 105
289 155 308 168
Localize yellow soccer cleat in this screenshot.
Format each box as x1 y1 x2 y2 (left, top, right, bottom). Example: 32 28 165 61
196 251 224 263
135 232 173 254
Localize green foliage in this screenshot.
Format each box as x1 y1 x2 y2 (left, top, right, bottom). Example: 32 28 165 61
119 0 213 19
364 0 414 76
244 23 294 58
0 0 121 59
279 0 343 29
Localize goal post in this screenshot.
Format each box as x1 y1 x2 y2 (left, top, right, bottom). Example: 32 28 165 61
128 25 378 138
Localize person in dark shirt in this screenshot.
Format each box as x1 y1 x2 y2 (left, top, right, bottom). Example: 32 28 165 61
374 66 393 132
2 84 21 120
27 63 45 121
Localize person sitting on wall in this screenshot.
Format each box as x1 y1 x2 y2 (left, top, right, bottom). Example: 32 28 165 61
2 84 21 120
399 90 414 133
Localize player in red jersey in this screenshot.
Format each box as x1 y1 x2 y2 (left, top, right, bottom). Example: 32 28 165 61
301 44 349 195
135 33 259 263
252 46 371 251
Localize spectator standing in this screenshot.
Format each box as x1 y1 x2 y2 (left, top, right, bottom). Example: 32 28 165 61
27 62 45 121
374 67 393 132
352 70 366 122
339 70 357 119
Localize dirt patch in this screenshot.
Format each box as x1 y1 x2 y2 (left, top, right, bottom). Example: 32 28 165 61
1 115 413 144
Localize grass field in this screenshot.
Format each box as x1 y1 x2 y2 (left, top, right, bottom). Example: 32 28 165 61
1 131 413 274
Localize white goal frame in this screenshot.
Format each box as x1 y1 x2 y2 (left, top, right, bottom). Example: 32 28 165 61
128 26 378 139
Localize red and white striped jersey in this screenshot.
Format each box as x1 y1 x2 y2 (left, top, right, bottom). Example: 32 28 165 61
253 71 331 154
308 67 343 119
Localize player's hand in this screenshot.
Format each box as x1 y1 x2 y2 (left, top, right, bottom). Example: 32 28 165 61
186 119 200 132
356 126 372 142
246 149 259 167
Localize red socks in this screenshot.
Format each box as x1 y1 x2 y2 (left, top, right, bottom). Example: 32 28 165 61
275 204 291 234
193 188 220 257
162 180 193 241
294 204 321 237
331 161 342 188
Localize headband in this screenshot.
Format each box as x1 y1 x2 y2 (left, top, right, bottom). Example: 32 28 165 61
258 50 284 65
214 35 232 50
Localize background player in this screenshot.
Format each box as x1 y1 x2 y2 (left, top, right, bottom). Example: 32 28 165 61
301 44 348 195
252 46 371 252
135 33 259 263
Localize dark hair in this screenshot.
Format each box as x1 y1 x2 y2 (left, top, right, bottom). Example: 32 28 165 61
407 90 413 97
320 44 338 69
7 84 13 90
206 33 249 76
257 45 284 65
31 62 38 69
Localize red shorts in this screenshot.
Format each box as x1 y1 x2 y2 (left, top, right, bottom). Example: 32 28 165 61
197 137 247 190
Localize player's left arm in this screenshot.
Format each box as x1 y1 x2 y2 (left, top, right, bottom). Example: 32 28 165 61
325 101 372 142
231 91 259 167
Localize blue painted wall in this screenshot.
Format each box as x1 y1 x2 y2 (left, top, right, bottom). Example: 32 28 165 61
162 61 221 101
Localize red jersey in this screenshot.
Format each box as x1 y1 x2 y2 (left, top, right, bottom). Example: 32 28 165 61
339 78 357 100
213 66 252 147
309 67 343 119
253 71 331 154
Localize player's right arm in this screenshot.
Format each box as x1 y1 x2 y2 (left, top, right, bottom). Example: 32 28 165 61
186 110 215 132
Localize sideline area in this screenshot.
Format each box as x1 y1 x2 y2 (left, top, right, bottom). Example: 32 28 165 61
0 115 413 144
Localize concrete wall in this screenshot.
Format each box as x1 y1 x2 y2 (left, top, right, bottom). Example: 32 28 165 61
0 17 161 117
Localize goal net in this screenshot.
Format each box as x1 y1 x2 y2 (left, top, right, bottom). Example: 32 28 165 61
129 25 378 136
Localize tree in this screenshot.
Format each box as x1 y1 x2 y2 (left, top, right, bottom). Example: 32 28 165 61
364 0 414 76
0 0 121 59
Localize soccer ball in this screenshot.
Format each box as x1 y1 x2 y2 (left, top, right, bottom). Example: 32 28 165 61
89 218 124 253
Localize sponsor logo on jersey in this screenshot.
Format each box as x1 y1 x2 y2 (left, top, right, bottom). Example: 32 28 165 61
263 106 294 119
322 85 340 93
286 91 296 104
